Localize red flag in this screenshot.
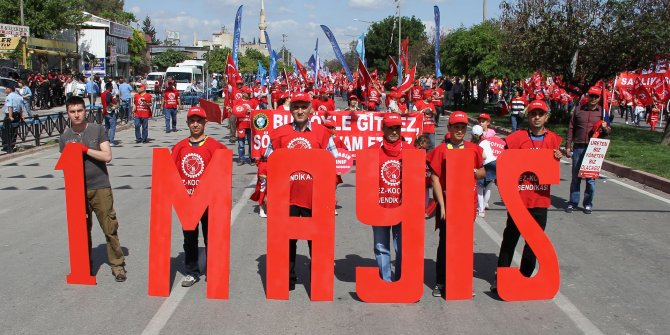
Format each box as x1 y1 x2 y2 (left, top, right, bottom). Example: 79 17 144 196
225 53 241 108
295 58 309 83
397 64 416 93
531 71 543 90
633 77 654 105
358 58 372 91
385 56 398 84
400 37 409 72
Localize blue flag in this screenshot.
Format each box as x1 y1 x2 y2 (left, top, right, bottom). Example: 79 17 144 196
257 60 267 86
265 31 276 83
356 33 366 67
434 6 442 78
232 5 243 68
397 58 403 87
320 25 353 82
314 38 320 88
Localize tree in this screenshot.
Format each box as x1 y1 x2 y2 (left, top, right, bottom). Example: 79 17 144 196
142 16 160 45
0 0 86 38
129 29 148 74
237 48 269 74
151 49 190 70
84 0 136 25
440 21 525 79
364 16 428 72
203 47 231 74
499 0 670 85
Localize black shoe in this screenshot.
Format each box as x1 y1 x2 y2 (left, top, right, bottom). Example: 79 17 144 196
247 158 255 166
289 282 296 291
432 284 444 297
584 206 592 214
565 205 574 213
237 160 245 166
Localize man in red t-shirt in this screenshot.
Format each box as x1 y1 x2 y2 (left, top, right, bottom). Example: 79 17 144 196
163 82 181 133
426 111 485 297
493 100 563 292
413 91 436 148
410 81 423 110
171 106 227 287
372 114 406 282
265 92 338 291
232 87 258 165
312 88 335 112
132 84 152 143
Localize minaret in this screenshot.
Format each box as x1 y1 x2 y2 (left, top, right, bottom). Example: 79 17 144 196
259 0 267 44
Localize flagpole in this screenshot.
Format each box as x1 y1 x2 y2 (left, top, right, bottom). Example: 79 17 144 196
608 75 617 122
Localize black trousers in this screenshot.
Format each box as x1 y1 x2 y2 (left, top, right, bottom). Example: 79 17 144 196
497 208 548 277
2 113 21 152
183 210 209 277
289 205 312 286
435 217 447 286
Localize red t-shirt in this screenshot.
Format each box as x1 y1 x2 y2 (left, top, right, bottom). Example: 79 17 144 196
163 89 180 109
429 88 444 106
414 99 436 134
411 86 423 102
171 136 226 196
377 140 403 208
232 99 257 131
134 92 152 118
426 141 484 219
369 89 380 103
312 99 335 112
269 123 332 209
504 130 562 208
100 90 110 116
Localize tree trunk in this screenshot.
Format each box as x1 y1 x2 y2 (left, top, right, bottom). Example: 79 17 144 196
662 119 670 145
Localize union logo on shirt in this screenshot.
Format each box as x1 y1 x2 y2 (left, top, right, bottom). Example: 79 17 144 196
380 160 401 186
287 137 312 149
181 153 205 179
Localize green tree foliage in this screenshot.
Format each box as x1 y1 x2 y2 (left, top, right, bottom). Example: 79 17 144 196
364 16 428 72
142 16 160 45
151 49 191 70
84 0 135 25
128 29 148 73
238 48 270 74
440 21 524 79
203 47 230 74
0 0 86 38
499 0 670 85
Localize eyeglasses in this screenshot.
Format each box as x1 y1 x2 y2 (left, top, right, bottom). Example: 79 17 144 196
588 94 600 99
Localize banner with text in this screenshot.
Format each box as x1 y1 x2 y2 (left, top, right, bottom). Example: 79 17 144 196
578 138 610 179
251 110 424 158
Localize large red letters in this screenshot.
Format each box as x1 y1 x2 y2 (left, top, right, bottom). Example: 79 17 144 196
355 149 425 303
148 148 232 299
496 149 560 301
266 149 336 300
55 143 96 285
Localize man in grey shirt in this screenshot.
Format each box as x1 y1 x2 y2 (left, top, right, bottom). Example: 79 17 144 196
59 96 127 282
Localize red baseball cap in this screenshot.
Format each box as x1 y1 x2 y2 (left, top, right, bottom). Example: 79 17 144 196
236 78 243 84
383 113 403 127
588 86 602 96
241 86 252 94
422 90 432 99
187 106 207 119
528 99 549 113
348 95 359 101
290 92 311 103
477 113 491 120
136 83 145 89
448 111 469 125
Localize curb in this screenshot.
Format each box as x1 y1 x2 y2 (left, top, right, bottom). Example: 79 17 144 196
455 112 670 195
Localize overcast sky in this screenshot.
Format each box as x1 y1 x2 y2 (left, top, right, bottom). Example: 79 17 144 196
125 0 502 61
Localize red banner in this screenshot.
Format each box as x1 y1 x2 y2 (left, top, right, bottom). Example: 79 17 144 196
250 110 424 158
199 98 224 123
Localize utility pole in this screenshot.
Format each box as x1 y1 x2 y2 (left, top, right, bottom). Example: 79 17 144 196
20 0 24 26
483 0 487 22
397 0 401 63
281 33 288 65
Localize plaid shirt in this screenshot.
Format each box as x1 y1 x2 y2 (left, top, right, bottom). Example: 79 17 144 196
264 121 339 158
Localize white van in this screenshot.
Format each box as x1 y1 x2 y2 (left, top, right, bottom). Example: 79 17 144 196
165 66 203 92
145 72 165 92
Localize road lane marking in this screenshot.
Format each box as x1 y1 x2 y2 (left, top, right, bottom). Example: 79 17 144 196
141 179 257 335
476 217 605 335
605 177 670 206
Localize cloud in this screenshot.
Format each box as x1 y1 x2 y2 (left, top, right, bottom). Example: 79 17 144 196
278 6 293 13
130 6 141 14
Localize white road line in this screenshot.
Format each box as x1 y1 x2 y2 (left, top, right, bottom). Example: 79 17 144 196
476 217 605 335
141 179 257 335
605 177 670 205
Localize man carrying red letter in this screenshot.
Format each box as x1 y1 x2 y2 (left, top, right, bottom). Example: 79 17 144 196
171 106 226 287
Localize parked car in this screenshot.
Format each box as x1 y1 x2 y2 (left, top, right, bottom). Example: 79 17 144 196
0 76 18 106
144 72 165 92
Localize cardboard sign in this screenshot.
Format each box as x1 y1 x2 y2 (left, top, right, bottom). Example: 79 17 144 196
335 149 354 174
578 138 610 179
251 110 423 158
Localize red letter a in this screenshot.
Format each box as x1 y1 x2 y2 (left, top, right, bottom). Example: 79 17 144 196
354 149 425 303
266 149 336 301
148 148 232 299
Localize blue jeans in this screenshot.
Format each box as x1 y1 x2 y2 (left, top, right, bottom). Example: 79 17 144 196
134 117 149 142
510 113 523 132
237 128 252 161
104 111 117 144
120 99 131 122
569 145 596 207
163 108 177 131
372 224 402 282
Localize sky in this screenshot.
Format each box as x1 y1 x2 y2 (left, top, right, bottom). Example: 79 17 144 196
125 0 502 62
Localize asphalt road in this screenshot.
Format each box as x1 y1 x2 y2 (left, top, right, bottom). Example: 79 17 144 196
1 98 669 335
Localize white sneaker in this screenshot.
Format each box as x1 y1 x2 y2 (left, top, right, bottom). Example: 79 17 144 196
181 275 198 287
335 209 338 216
478 211 486 218
259 206 267 218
